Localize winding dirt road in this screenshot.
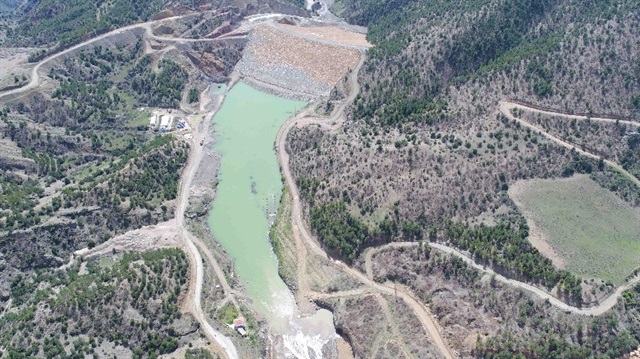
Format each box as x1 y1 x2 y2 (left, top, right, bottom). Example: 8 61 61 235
499 101 640 188
275 53 457 359
174 87 240 359
502 101 640 128
0 13 244 102
366 241 640 316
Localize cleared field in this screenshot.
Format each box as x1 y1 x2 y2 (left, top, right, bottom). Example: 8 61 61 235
510 175 640 285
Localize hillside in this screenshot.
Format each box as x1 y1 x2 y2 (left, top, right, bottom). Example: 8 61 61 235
1 0 639 357
290 0 640 272
0 2 255 357
286 0 640 356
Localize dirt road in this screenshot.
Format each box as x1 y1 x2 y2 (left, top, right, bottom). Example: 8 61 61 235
0 14 180 101
174 86 240 359
502 101 640 128
366 242 640 316
499 101 640 188
66 85 239 358
0 13 245 102
275 51 456 359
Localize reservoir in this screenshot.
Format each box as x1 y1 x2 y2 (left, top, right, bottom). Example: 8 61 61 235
207 82 334 357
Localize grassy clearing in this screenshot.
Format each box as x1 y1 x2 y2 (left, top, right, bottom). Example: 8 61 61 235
127 109 151 128
510 175 640 285
215 303 239 325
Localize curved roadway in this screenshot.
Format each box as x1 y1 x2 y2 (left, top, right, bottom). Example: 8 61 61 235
366 242 640 316
0 14 244 102
499 101 640 188
276 53 457 359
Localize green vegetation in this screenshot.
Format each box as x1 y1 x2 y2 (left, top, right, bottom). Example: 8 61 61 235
444 221 583 304
375 245 640 359
340 0 640 128
0 249 190 358
215 303 239 325
310 201 370 262
511 176 640 285
188 87 200 103
0 40 190 271
290 0 640 357
130 58 189 108
7 0 171 50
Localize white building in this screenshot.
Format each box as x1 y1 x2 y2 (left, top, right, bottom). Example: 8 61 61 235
149 114 159 128
159 115 174 132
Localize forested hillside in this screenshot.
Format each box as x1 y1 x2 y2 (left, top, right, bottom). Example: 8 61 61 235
5 0 165 47
287 1 640 353
286 1 640 356
0 249 196 358
290 0 640 259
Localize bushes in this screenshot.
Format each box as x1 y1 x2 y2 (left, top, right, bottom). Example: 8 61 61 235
188 88 199 104
10 0 169 47
444 221 582 304
130 58 189 108
310 201 370 262
0 249 189 357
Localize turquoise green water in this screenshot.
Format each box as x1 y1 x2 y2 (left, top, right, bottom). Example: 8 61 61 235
207 82 306 327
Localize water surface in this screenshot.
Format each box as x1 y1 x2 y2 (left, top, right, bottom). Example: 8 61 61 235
208 82 337 358
208 82 305 325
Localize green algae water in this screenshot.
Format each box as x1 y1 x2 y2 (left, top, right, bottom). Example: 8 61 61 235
207 82 304 325
208 82 337 358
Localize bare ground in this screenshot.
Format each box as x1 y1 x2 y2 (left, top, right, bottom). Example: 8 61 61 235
236 24 361 98
0 47 35 89
275 23 372 48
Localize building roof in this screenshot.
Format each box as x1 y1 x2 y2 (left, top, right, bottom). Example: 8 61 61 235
233 317 246 328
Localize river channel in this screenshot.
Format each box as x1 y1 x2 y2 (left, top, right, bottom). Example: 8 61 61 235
207 82 335 358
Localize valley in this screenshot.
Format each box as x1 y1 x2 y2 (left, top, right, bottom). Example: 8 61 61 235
0 0 639 358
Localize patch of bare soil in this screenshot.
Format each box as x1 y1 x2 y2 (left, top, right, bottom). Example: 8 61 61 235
276 23 372 48
77 221 183 260
306 248 364 293
384 293 442 358
0 48 34 89
508 180 567 269
319 294 441 359
336 337 355 359
371 247 500 357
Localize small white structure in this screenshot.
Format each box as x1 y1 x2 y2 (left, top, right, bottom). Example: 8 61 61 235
149 114 159 128
233 317 248 337
159 115 174 132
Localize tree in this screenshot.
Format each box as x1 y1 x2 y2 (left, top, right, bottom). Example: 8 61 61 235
188 88 199 104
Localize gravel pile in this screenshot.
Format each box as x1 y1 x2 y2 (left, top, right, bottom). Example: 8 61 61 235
236 24 360 99
236 52 330 99
276 23 372 48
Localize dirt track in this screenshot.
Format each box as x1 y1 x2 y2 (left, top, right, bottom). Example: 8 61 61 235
366 241 640 316
0 14 245 102
276 52 457 359
59 83 240 358
12 6 639 357
499 101 640 188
